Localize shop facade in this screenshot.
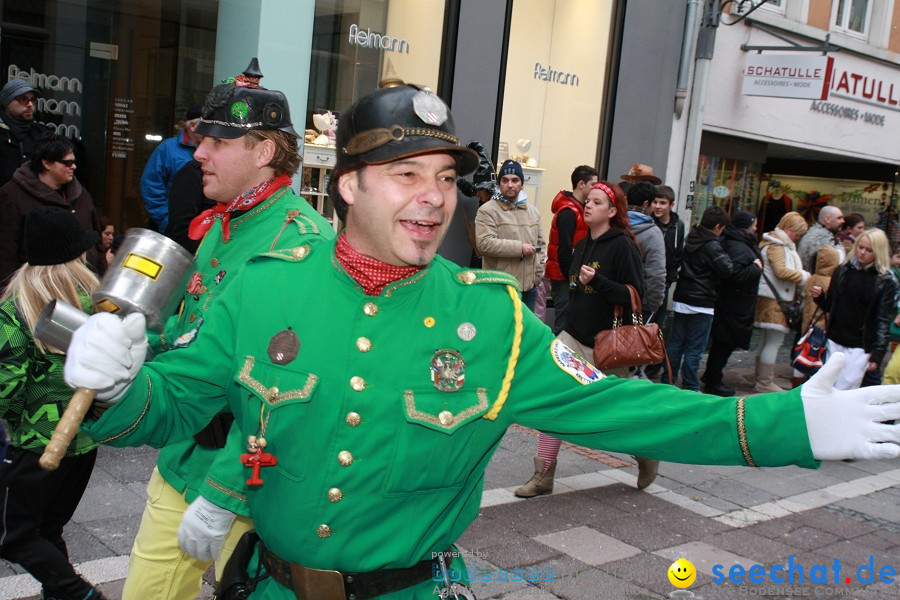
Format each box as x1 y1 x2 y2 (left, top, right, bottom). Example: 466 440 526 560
3 0 687 265
693 10 900 237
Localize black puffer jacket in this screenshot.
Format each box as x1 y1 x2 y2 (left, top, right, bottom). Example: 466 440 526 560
672 225 733 308
654 211 684 286
711 226 762 348
815 260 896 364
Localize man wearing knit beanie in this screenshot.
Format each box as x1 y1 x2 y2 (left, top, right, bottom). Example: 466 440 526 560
0 79 51 188
475 159 547 310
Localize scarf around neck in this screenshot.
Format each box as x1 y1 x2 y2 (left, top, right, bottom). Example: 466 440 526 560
188 173 292 241
335 232 423 296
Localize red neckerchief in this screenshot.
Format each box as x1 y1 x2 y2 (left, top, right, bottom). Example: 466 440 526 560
335 232 423 296
188 174 292 241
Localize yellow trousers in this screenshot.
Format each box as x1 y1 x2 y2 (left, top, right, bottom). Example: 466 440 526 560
122 468 254 600
884 348 900 384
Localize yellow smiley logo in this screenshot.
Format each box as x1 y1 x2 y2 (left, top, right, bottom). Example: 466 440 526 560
668 558 697 588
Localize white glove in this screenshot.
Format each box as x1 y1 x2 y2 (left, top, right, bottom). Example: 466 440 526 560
64 312 148 402
178 495 236 561
802 352 900 460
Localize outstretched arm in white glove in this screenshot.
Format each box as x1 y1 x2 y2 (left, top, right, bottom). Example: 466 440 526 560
802 352 900 461
64 312 148 402
178 495 237 561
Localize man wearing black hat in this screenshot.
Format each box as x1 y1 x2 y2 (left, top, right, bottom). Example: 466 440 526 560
139 105 203 233
63 83 900 600
116 60 332 600
0 80 52 188
475 158 546 311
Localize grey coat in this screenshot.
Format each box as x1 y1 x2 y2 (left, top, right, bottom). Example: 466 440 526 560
629 212 666 314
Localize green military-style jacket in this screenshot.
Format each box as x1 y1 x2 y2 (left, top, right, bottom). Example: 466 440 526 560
84 236 817 599
0 294 97 456
145 187 333 504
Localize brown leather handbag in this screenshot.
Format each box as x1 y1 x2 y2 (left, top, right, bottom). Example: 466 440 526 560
593 285 665 369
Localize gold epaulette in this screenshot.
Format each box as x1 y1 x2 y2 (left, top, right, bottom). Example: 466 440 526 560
455 269 521 290
285 210 324 236
252 244 314 263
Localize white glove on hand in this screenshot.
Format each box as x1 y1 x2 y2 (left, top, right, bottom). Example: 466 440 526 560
64 312 148 402
802 352 900 460
178 495 236 561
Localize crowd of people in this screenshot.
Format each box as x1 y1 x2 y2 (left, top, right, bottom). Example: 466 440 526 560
0 66 899 600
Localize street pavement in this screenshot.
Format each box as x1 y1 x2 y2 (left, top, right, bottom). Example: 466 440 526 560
2 336 899 600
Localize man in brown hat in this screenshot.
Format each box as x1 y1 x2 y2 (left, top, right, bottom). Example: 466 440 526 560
620 162 662 185
115 59 332 600
63 83 900 600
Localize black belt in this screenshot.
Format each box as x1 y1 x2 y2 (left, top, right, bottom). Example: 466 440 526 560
259 542 449 600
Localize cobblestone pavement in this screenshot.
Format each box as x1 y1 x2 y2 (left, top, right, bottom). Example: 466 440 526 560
3 333 898 599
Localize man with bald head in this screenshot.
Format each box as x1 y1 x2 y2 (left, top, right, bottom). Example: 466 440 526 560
798 205 845 273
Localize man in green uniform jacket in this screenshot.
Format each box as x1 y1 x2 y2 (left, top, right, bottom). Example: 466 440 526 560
65 84 900 600
118 59 333 599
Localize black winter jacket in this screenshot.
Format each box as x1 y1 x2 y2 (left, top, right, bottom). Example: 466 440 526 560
815 260 896 364
711 226 762 348
565 229 644 347
672 226 733 309
0 118 52 189
654 211 684 286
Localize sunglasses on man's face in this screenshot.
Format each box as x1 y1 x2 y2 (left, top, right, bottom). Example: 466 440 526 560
57 159 76 167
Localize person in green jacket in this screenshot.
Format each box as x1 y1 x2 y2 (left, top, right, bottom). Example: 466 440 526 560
118 59 333 600
65 84 900 600
0 206 109 600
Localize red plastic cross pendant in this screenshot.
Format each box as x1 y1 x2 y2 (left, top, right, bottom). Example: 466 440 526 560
240 449 277 486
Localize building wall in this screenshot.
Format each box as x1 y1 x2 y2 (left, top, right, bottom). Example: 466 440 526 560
605 0 686 185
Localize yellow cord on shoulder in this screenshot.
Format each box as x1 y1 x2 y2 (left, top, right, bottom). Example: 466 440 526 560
484 285 523 420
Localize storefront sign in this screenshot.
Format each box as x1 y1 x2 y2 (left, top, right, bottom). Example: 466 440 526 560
7 64 83 137
110 98 134 159
533 63 579 87
829 65 900 112
348 24 409 54
742 55 832 100
809 100 886 126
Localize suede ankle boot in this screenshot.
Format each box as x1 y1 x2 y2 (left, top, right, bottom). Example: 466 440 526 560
515 457 556 498
741 356 760 386
635 456 660 489
754 362 784 393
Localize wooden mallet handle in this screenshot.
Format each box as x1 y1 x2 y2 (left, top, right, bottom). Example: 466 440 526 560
39 387 96 470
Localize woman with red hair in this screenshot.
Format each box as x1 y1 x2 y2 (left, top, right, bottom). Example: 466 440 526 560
516 181 644 498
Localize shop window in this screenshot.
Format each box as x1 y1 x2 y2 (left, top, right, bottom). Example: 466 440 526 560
832 0 870 36
496 0 613 228
303 0 448 226
307 0 447 126
694 155 762 226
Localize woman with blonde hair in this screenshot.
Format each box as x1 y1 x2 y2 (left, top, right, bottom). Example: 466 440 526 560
0 207 113 600
753 211 809 392
812 228 896 390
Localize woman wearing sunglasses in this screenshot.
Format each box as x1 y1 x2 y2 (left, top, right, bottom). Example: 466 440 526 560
0 133 102 289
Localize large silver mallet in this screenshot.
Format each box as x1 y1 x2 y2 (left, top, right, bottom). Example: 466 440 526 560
34 229 194 470
34 300 92 470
